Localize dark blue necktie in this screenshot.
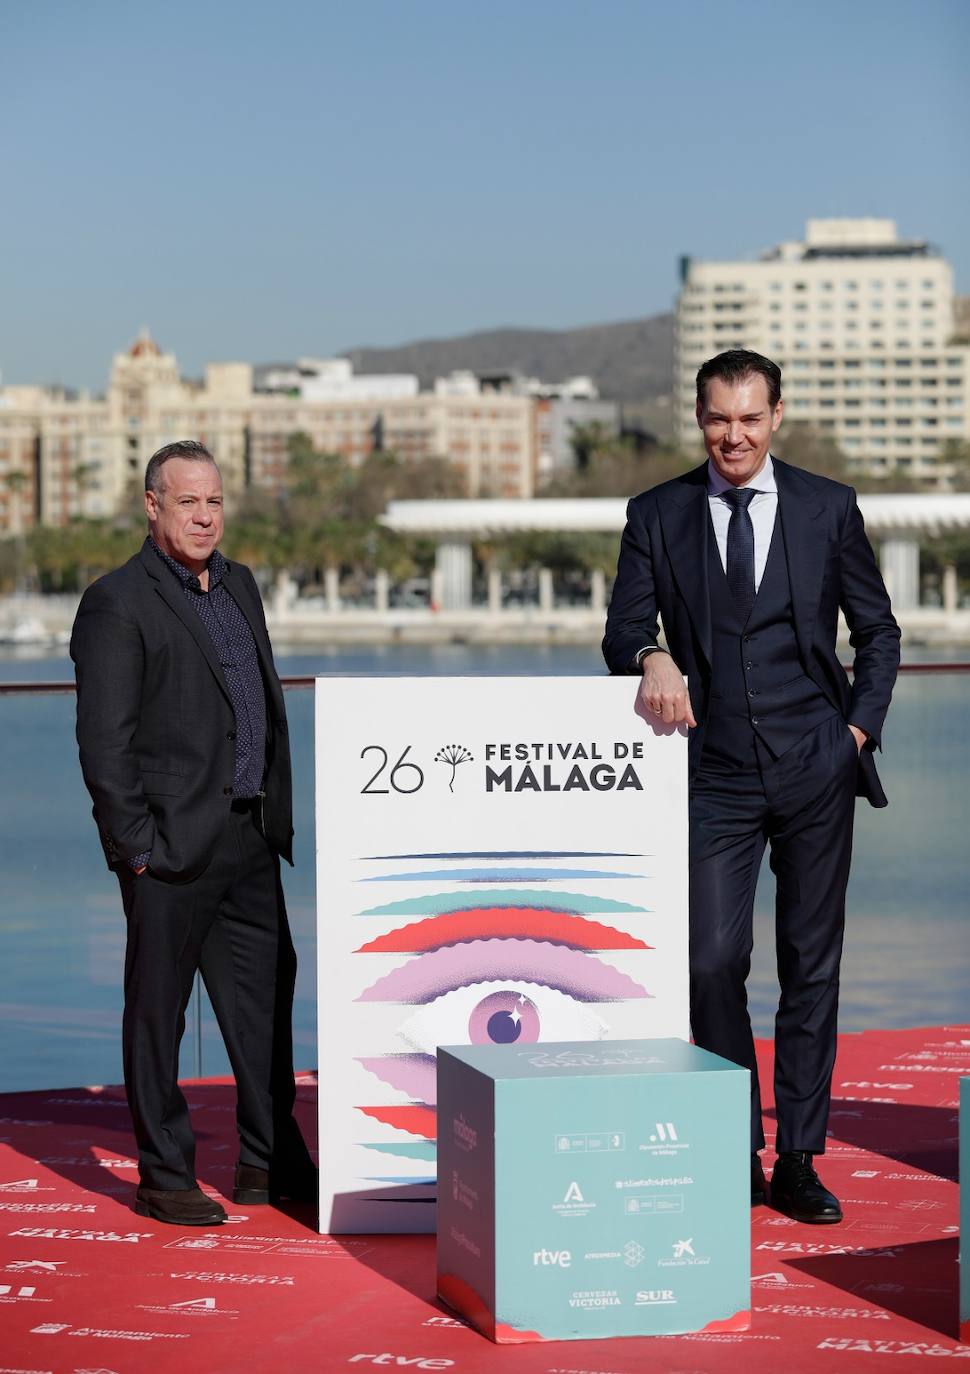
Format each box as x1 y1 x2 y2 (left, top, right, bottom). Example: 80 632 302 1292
721 487 757 619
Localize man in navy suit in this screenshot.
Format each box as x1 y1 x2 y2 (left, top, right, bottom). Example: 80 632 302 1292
603 350 899 1222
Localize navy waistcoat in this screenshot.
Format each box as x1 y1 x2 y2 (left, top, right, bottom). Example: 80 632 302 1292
704 512 837 761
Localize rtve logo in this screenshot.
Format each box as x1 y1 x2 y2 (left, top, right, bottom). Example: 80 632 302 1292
347 1358 454 1369
533 1246 572 1268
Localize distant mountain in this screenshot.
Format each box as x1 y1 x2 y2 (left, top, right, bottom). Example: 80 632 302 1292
340 314 674 407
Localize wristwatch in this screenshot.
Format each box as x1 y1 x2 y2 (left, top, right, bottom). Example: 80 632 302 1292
634 646 668 670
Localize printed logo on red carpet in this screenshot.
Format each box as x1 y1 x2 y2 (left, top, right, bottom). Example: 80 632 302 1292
818 1337 970 1356
347 1358 454 1369
137 1296 238 1320
164 1269 295 1285
29 1322 189 1343
0 1283 52 1304
9 1228 151 1244
751 1271 813 1290
0 1204 96 1214
163 1233 370 1258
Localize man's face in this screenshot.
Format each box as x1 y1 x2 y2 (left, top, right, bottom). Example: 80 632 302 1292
145 458 224 572
696 373 783 487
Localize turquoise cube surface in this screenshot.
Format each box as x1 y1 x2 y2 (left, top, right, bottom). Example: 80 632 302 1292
956 1071 961 1341
436 1037 750 1343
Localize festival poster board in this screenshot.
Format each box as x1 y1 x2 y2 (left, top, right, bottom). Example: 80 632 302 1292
314 676 688 1233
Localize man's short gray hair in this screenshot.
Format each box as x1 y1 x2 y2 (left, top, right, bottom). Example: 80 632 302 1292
145 440 217 495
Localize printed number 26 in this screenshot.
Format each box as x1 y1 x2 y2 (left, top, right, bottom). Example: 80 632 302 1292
361 745 424 794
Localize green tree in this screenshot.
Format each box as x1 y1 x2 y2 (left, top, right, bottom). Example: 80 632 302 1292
543 427 690 499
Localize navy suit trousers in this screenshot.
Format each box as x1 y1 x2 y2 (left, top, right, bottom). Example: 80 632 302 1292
689 713 858 1154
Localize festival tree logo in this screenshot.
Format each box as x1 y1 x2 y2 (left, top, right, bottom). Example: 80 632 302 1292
435 744 474 792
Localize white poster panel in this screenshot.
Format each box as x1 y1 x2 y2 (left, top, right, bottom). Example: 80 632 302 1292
315 676 688 1233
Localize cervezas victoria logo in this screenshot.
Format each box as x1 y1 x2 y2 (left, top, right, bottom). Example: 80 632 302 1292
434 744 474 792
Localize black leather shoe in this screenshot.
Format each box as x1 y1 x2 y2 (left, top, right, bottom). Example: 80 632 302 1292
233 1162 319 1205
770 1151 842 1224
133 1186 227 1226
751 1152 768 1206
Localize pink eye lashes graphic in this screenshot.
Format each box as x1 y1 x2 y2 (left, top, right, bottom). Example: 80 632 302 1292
356 939 649 1004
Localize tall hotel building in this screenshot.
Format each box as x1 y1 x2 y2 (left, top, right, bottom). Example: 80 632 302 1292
674 219 970 484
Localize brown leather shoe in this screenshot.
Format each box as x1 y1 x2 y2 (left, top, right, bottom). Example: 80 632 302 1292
233 1164 270 1205
133 1186 227 1226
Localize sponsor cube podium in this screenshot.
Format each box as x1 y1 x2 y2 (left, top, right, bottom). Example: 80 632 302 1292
436 1037 749 1342
956 1077 961 1335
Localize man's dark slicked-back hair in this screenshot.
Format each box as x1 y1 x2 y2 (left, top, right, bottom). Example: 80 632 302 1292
145 439 217 495
696 349 782 411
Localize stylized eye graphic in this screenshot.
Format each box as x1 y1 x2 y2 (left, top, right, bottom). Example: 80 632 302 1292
353 859 655 1169
398 981 609 1054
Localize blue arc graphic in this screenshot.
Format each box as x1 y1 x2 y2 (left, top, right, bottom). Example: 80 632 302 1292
357 889 649 917
362 851 646 860
361 867 643 883
365 1176 436 1186
360 1141 438 1162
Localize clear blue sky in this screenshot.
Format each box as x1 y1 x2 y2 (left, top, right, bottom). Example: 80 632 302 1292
2 0 967 390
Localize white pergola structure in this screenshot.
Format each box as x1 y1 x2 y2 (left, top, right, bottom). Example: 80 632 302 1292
380 494 970 611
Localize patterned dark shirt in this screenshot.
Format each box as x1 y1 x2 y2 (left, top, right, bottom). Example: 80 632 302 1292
129 540 268 870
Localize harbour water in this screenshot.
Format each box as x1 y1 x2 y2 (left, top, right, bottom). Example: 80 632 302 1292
1 642 967 1092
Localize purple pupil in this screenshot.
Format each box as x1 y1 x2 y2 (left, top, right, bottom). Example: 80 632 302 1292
487 1009 523 1043
468 990 541 1046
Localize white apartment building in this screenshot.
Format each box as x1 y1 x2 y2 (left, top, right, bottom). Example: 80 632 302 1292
257 357 420 401
675 219 970 484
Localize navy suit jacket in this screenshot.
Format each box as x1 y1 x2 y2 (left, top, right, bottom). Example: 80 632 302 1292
602 459 901 808
71 539 293 881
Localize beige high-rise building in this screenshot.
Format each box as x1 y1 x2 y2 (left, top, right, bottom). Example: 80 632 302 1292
674 219 970 484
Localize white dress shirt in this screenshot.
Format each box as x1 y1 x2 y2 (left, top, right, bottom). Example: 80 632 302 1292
707 454 778 592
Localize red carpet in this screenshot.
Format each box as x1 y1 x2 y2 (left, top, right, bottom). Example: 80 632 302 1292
0 1025 964 1372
